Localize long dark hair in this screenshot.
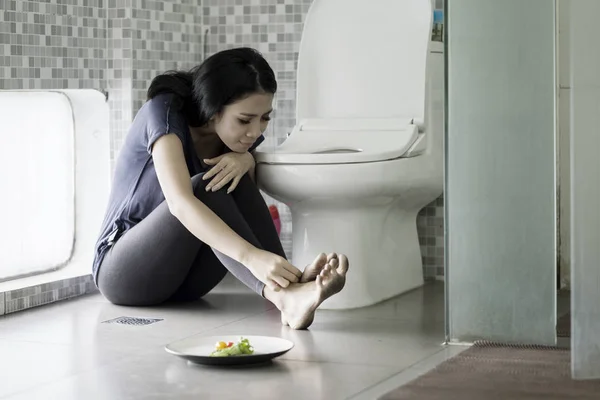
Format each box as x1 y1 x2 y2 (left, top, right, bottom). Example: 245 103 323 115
147 47 277 127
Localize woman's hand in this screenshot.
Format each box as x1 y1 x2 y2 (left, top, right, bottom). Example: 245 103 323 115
242 248 303 291
203 152 255 193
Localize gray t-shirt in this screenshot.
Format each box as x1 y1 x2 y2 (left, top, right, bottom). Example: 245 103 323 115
92 93 264 283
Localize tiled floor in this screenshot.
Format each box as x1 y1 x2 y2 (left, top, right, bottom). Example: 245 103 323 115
0 276 453 400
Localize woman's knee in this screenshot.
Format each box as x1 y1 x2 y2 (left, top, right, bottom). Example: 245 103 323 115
234 173 259 193
97 260 179 307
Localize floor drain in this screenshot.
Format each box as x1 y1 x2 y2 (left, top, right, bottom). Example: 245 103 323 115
102 316 163 326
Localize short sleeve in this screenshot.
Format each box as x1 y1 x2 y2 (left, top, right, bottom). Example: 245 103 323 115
249 134 265 153
145 94 189 155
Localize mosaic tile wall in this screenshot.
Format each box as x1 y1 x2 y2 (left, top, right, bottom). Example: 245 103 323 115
2 276 96 315
106 0 133 163
0 0 110 314
129 0 204 121
0 0 208 315
0 0 107 90
108 0 205 162
201 0 445 279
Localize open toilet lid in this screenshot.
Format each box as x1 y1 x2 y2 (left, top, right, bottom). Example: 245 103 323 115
254 118 421 165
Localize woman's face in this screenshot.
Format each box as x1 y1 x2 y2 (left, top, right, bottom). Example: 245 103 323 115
212 92 274 153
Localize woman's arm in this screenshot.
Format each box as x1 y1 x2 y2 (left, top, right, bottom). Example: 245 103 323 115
247 151 257 182
151 134 302 289
152 134 254 264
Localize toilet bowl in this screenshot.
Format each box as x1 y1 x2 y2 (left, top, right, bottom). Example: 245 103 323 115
254 0 444 310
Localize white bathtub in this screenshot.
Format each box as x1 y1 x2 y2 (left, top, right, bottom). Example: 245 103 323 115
0 89 111 290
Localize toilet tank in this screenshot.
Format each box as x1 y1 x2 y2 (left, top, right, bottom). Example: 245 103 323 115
296 0 432 124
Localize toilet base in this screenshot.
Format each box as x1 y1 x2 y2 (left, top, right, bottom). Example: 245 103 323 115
289 199 425 310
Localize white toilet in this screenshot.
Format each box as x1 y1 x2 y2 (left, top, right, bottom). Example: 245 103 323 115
254 0 444 310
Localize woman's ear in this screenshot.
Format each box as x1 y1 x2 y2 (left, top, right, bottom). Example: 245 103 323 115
211 111 224 123
204 114 217 128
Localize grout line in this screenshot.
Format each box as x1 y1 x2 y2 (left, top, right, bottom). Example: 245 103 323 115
278 349 448 369
345 349 450 400
346 345 469 400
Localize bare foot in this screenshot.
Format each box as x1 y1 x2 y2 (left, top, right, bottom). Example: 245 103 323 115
280 255 349 329
300 252 338 283
280 252 337 325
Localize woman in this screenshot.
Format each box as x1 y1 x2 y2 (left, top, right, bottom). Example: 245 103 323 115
93 47 348 329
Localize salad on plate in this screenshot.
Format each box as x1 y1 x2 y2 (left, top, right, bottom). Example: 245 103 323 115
209 337 255 357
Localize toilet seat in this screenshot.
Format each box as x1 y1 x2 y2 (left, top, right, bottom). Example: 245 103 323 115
255 0 432 167
255 118 421 165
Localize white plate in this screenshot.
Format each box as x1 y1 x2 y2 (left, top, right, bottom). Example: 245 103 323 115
165 335 294 366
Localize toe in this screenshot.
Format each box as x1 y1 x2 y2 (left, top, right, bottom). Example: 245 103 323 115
316 275 323 288
301 253 329 283
337 254 349 275
329 258 339 269
315 253 327 264
327 252 338 262
329 265 339 277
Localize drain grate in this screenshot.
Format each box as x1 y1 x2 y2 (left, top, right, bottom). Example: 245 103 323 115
102 316 163 326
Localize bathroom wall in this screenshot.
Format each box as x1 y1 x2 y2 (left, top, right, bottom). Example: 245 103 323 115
0 0 109 312
0 0 107 90
107 0 205 161
128 0 204 123
201 0 445 279
0 0 204 313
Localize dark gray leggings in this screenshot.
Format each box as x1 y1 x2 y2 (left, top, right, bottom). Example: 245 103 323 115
96 173 285 306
